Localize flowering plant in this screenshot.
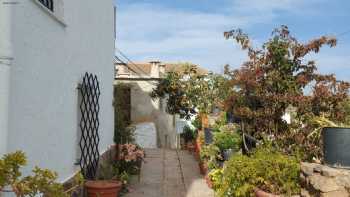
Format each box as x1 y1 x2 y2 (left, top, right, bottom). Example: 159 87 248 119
118 144 144 162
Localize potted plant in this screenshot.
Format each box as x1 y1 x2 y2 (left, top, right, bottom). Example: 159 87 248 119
0 151 68 197
204 128 213 145
198 160 208 175
180 125 196 152
194 131 205 161
84 158 123 197
308 115 350 167
323 126 350 167
84 143 144 197
215 145 300 197
213 127 241 161
199 144 220 175
204 174 213 189
117 144 145 175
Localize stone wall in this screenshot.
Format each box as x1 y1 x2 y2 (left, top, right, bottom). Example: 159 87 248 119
301 162 350 197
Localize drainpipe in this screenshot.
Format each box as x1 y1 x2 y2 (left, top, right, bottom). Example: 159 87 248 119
0 4 13 155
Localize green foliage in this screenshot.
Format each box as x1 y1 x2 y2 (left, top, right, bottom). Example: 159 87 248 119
119 171 130 185
213 131 241 151
0 151 67 197
200 144 221 170
181 125 196 143
151 64 231 119
344 98 350 125
216 145 300 197
208 169 223 191
115 126 136 145
191 116 202 130
114 83 133 144
0 151 27 188
16 167 66 197
97 160 119 180
150 66 196 119
212 113 228 132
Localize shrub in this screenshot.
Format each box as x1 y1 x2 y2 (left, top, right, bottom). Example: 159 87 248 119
212 113 228 132
191 116 202 130
216 145 300 197
199 144 221 170
208 168 223 191
114 83 133 144
224 26 349 148
181 125 196 143
344 98 350 125
213 131 241 151
0 151 67 197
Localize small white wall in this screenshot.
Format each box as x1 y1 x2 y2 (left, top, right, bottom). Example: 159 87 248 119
115 80 178 149
2 0 114 181
0 0 13 156
134 122 157 149
0 63 10 156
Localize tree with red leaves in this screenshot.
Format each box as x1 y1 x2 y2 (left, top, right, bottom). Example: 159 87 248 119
224 26 349 160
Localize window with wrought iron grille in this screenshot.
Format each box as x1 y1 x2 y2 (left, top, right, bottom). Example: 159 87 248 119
38 0 54 11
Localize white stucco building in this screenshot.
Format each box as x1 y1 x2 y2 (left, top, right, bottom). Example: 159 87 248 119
0 0 115 182
114 60 207 149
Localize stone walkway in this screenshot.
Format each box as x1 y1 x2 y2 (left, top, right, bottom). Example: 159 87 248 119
125 149 214 197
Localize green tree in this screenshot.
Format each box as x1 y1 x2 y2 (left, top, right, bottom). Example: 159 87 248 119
151 63 230 119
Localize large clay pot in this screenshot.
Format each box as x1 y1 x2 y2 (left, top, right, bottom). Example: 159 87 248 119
323 127 350 168
85 180 122 197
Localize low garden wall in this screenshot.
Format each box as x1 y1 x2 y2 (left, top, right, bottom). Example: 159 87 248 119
301 162 350 197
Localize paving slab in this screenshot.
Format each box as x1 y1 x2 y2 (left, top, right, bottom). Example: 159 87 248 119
124 149 214 197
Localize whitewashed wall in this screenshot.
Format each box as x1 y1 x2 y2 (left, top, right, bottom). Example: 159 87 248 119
0 0 114 181
114 80 179 149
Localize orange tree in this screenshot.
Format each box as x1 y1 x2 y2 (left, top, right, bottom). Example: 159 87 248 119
224 26 349 159
151 64 230 119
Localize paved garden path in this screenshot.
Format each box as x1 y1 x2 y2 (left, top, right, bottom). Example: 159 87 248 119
125 149 214 197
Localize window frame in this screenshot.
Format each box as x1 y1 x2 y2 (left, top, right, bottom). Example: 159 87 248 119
38 0 54 12
33 0 66 27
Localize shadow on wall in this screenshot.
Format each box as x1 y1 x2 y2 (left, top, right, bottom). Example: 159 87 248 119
115 81 178 149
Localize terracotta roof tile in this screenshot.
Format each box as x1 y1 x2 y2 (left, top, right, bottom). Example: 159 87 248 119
115 61 208 77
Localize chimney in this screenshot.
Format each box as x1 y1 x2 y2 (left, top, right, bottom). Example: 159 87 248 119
150 60 161 78
159 64 166 76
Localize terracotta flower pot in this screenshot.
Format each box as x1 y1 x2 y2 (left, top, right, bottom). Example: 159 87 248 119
204 174 213 189
194 136 202 160
187 142 195 153
254 188 280 197
201 114 209 128
85 180 122 197
198 162 208 175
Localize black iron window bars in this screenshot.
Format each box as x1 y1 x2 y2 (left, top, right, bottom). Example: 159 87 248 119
38 0 54 11
78 73 101 180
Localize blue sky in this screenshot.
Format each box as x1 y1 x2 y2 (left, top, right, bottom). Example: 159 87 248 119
114 0 350 81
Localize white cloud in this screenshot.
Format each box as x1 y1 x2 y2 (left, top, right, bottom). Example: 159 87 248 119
115 0 335 73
